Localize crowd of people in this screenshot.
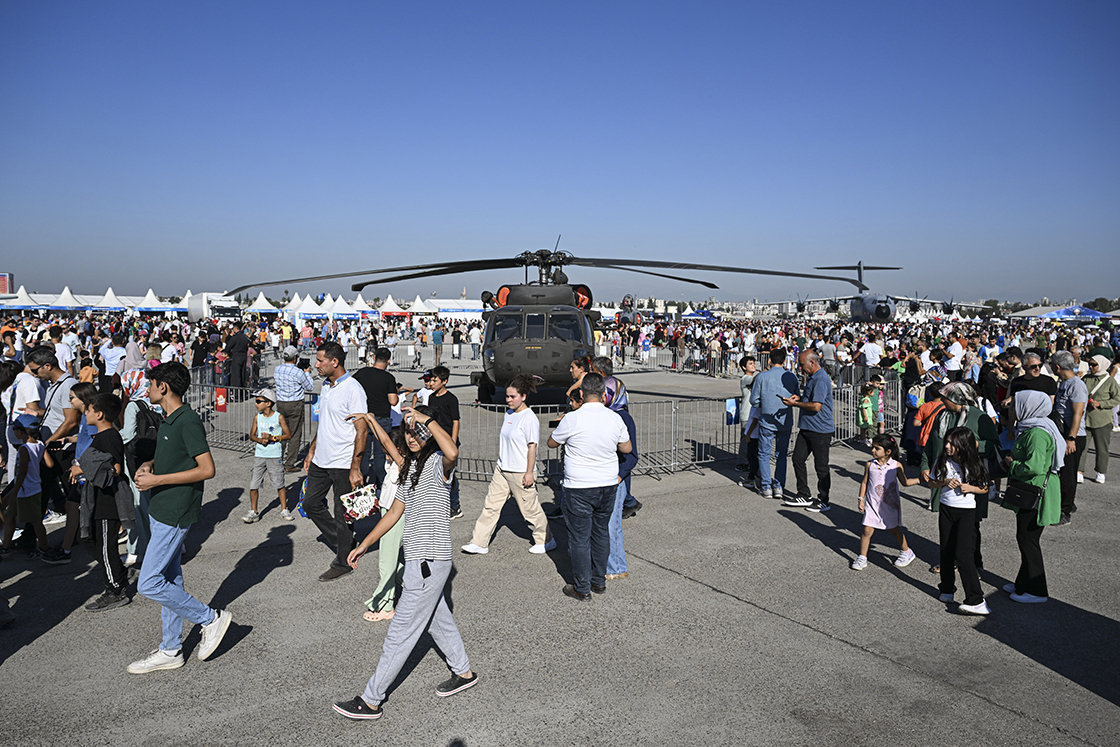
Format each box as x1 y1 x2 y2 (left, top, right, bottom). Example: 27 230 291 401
1 306 1118 718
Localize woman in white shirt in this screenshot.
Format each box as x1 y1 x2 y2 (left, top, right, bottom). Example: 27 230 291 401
461 374 553 555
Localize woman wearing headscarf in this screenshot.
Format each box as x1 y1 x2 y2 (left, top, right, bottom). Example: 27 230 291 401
920 381 1001 570
119 368 162 566
1079 355 1119 484
1001 390 1064 603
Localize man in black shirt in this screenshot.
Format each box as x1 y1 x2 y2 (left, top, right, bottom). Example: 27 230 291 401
352 347 398 489
223 322 250 389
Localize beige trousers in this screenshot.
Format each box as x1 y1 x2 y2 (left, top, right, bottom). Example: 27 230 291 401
470 466 551 547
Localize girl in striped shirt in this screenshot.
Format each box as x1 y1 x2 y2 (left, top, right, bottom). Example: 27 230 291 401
333 405 477 721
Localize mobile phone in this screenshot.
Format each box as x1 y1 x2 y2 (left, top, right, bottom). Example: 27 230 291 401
420 560 431 578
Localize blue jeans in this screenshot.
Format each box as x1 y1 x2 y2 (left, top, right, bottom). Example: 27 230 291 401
138 517 216 653
756 427 791 492
607 481 627 575
561 485 614 594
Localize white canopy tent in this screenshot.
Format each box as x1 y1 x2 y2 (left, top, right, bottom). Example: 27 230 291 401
0 286 41 310
379 295 407 314
49 286 86 310
293 295 327 319
351 294 377 316
408 295 436 314
246 291 281 314
326 296 359 320
283 293 302 311
134 289 169 313
93 287 128 312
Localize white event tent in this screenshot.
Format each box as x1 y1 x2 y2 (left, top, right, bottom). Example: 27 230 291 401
49 286 85 310
93 288 128 312
350 294 377 317
326 296 359 320
293 295 327 319
134 289 169 313
246 292 281 314
408 295 436 314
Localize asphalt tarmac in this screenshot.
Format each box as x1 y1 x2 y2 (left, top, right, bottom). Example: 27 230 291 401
2 366 1118 747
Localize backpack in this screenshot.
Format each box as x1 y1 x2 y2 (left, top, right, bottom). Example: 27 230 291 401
126 401 164 475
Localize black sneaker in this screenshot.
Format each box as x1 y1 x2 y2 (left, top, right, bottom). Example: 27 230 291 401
435 671 479 697
41 547 71 565
1057 512 1071 526
734 464 749 472
332 696 382 720
781 493 813 507
449 507 464 520
85 590 130 612
622 500 642 519
806 499 831 513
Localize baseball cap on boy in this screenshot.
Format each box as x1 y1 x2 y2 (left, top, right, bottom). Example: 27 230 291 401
254 388 277 403
15 413 40 430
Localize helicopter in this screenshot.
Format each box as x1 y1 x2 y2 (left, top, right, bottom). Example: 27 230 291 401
785 262 987 323
227 245 866 397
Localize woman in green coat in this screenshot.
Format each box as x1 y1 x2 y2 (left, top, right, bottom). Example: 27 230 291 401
1079 355 1120 483
1002 390 1064 604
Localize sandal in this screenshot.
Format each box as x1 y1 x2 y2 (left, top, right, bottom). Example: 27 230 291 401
362 610 395 622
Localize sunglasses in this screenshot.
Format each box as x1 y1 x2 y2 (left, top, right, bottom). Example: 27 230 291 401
1026 364 1042 370
255 398 271 404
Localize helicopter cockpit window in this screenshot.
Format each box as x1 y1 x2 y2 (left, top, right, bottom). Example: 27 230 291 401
548 313 581 342
525 314 546 339
491 314 523 342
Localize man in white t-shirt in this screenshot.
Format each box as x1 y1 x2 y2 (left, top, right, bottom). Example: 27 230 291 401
303 341 368 582
48 326 75 376
547 373 632 601
860 337 883 367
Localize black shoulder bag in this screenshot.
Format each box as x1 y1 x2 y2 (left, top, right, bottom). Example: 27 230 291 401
1003 471 1051 512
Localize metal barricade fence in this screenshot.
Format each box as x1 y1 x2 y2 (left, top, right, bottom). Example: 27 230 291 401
186 383 316 456
194 382 903 477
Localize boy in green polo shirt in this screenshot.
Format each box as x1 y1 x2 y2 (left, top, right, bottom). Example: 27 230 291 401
128 362 232 674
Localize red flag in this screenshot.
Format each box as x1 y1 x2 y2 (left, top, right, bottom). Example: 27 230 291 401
216 388 227 413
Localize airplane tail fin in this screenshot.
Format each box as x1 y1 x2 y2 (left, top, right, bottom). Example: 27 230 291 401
814 263 901 285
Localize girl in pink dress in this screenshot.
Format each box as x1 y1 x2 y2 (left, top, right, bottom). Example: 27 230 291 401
852 435 920 571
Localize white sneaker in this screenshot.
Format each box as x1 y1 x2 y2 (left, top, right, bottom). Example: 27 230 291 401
850 555 868 571
1010 592 1048 604
894 549 916 567
460 543 488 555
197 609 232 660
121 553 139 567
1095 474 1106 484
280 509 294 521
959 600 991 615
241 510 260 524
1076 472 1084 484
43 510 66 525
127 648 185 674
938 593 955 603
529 538 557 554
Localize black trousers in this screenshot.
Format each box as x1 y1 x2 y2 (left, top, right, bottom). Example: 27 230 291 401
938 505 983 605
738 432 759 476
1014 507 1047 598
303 463 356 570
792 429 831 501
81 517 126 593
275 399 305 469
1058 435 1086 515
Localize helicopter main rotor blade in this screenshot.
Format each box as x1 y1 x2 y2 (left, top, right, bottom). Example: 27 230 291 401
226 258 523 295
349 263 514 291
599 265 719 290
567 258 869 291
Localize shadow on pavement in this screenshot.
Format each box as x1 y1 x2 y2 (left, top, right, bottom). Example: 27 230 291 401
183 487 243 563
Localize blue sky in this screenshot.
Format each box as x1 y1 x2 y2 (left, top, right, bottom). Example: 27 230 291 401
2 1 1117 305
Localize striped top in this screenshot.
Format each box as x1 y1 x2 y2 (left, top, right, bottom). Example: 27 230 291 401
391 451 453 562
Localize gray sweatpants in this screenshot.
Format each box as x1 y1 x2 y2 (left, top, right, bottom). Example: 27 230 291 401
362 559 470 705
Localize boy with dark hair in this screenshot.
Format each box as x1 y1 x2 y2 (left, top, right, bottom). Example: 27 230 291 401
78 393 132 611
130 362 230 673
426 366 462 518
